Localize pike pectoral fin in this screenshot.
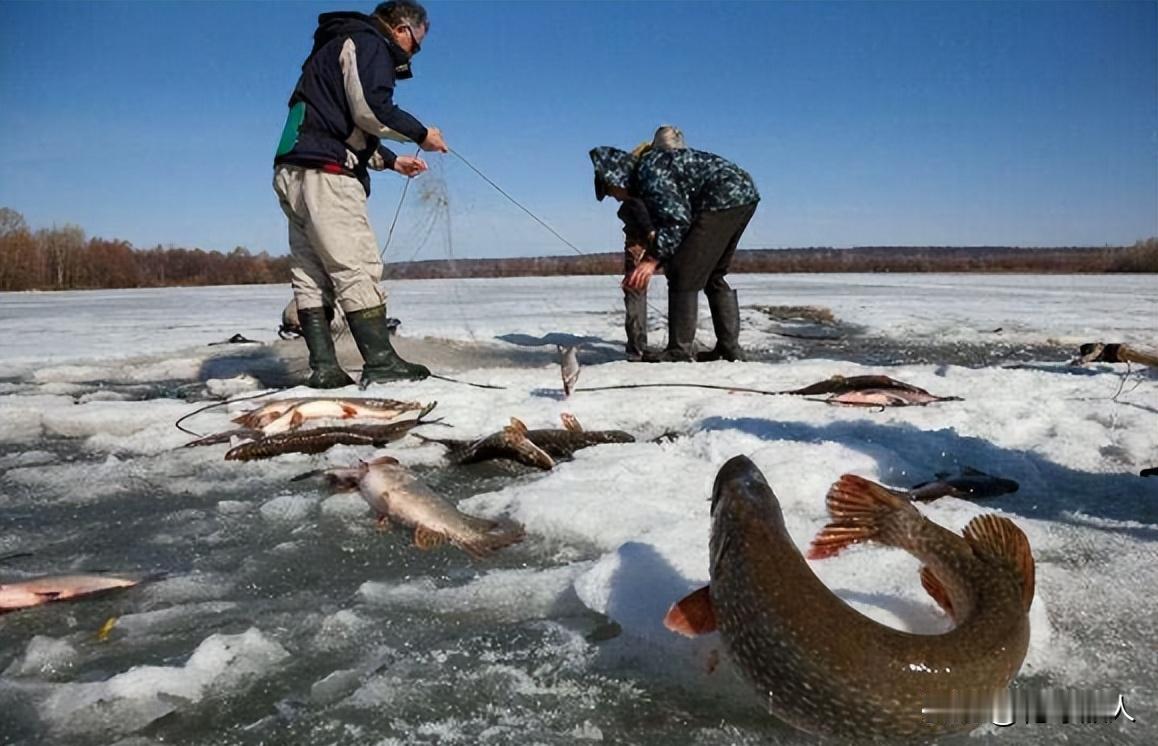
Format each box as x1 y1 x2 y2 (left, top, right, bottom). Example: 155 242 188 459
919 566 956 621
413 525 447 550
663 585 717 637
807 474 914 559
963 515 1035 612
341 404 359 418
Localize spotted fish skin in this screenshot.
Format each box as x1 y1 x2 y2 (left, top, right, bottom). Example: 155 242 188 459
782 374 930 397
706 457 1032 738
224 419 431 462
418 428 634 468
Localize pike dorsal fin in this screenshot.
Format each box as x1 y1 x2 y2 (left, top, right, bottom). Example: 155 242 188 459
960 466 987 476
507 417 529 435
560 413 583 432
919 566 955 621
963 514 1035 612
663 585 716 637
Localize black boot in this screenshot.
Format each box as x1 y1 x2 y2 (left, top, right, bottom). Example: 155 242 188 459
299 306 355 388
346 304 430 384
644 291 698 362
697 288 746 362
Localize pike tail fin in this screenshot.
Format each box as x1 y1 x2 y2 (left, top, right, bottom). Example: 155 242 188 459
663 585 717 637
807 474 918 559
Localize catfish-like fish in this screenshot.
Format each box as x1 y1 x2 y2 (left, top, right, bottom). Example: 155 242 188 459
909 467 1020 502
1 574 140 614
780 374 931 397
322 456 525 559
233 397 425 432
664 458 1034 738
224 403 438 461
416 414 634 469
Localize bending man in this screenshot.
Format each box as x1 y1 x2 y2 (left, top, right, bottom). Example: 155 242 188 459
273 0 447 387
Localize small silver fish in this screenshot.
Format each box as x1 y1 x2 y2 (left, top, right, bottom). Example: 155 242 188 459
559 346 580 398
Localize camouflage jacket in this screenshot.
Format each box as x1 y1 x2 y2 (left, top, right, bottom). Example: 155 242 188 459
634 148 759 261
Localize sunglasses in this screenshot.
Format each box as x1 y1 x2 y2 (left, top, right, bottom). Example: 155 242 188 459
401 24 422 55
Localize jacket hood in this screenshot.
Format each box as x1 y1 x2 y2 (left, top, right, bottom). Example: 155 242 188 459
589 146 636 200
306 12 413 76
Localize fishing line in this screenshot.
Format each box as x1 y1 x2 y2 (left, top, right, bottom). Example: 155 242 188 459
574 382 790 396
429 373 507 390
450 147 668 322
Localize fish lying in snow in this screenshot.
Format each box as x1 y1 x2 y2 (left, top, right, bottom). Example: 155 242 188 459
908 467 1020 501
416 414 634 470
664 457 1034 738
184 397 427 447
321 456 525 559
818 388 962 407
559 345 580 398
224 403 439 461
780 374 932 396
235 396 424 432
1 574 140 614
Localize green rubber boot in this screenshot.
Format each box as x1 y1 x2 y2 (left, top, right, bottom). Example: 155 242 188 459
299 306 355 388
346 305 431 385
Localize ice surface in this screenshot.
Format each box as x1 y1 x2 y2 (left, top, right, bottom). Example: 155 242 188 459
37 627 289 737
1 276 1155 744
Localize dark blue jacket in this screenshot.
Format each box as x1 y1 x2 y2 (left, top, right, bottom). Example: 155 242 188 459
635 149 760 261
274 12 428 195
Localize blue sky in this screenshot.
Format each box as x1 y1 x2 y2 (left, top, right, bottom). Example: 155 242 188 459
1 1 1155 258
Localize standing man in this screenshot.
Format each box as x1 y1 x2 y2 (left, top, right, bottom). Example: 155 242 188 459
624 147 759 363
274 1 447 387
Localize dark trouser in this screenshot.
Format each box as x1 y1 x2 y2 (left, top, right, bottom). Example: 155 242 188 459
660 202 758 360
623 253 648 358
665 202 758 293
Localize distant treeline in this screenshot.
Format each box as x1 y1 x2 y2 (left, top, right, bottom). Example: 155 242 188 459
0 208 292 291
0 207 1153 291
386 241 1158 279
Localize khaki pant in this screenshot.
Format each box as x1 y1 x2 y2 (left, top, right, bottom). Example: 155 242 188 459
273 165 386 313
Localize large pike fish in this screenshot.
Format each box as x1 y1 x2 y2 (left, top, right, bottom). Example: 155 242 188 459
224 403 439 461
185 397 428 447
415 414 634 470
322 456 525 559
820 388 961 407
665 457 1034 738
1 574 140 614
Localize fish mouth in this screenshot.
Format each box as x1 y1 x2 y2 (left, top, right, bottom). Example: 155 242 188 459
711 455 777 516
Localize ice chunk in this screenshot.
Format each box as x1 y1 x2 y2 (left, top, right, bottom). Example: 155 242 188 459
259 494 316 523
4 635 78 678
360 563 591 622
38 627 289 737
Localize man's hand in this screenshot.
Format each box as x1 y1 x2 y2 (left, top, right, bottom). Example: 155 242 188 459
393 155 428 177
624 256 659 291
420 126 448 153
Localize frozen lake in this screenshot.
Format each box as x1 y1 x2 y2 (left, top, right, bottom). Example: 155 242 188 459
1 274 1155 745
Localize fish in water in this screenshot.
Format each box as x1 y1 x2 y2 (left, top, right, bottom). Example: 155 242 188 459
909 467 1020 501
559 346 580 398
1 574 140 614
415 414 634 470
321 456 525 559
1141 467 1156 478
780 374 932 397
820 388 961 407
664 458 1034 738
224 403 439 461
